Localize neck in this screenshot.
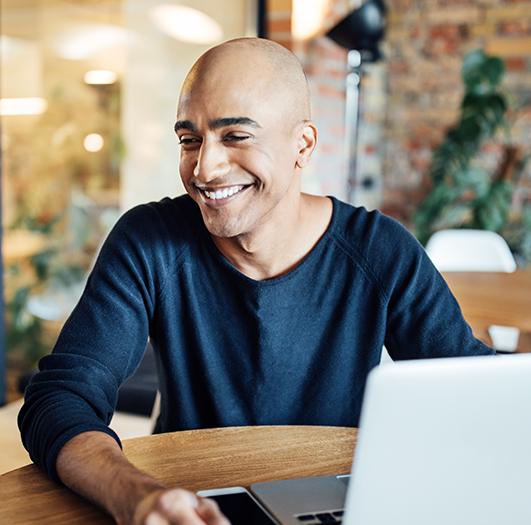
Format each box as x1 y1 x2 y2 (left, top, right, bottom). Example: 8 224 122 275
212 194 333 281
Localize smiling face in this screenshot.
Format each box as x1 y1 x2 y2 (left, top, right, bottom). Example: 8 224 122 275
175 39 314 240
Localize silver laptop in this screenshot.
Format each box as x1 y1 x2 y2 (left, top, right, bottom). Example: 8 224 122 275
251 354 531 525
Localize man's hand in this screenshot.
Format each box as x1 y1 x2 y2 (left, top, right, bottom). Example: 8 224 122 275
56 431 230 525
134 489 230 525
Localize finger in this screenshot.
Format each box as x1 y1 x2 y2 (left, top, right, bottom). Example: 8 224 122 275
159 489 199 513
196 496 231 525
144 511 169 525
160 489 208 524
142 490 202 525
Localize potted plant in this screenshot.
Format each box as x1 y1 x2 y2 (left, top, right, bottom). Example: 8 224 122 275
413 50 531 264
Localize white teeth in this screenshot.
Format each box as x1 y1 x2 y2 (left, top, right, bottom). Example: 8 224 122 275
203 185 244 200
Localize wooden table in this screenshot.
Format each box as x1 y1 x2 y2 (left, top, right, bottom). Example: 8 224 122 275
442 270 531 331
442 270 531 350
0 426 358 525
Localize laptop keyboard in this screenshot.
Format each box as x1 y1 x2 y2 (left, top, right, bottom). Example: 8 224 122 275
295 509 343 524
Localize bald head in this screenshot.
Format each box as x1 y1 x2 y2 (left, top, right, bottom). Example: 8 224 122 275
180 38 311 128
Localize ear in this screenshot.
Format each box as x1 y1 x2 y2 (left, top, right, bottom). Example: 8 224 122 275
295 120 318 169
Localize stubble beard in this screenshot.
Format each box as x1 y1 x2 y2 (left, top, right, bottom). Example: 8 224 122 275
200 206 250 239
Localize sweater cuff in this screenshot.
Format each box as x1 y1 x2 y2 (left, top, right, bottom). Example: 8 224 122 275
46 424 122 485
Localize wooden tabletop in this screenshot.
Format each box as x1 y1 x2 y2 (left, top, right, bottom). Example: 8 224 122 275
0 425 358 525
442 270 531 333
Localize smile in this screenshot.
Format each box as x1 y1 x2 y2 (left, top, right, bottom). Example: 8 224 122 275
201 185 246 201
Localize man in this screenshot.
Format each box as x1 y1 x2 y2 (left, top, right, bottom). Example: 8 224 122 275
19 38 494 525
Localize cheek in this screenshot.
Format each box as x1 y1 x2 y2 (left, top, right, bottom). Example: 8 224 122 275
179 153 196 180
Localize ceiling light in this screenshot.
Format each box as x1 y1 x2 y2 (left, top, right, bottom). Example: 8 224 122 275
84 133 104 152
150 4 223 45
84 70 118 85
292 0 328 40
0 98 47 116
53 24 128 60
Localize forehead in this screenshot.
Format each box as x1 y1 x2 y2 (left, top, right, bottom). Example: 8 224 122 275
177 52 279 124
178 84 273 127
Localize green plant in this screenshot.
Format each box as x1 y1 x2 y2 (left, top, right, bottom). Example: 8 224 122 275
5 213 88 367
414 50 531 261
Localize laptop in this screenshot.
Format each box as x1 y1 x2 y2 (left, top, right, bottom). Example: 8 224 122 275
251 354 531 525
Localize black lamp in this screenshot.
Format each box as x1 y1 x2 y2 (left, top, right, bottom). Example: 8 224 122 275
326 0 387 62
326 0 387 205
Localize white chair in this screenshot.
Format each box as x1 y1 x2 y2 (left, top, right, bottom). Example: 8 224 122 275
426 229 519 352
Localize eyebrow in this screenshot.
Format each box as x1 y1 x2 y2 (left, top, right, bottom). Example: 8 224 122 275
210 117 261 129
174 116 261 134
174 120 197 133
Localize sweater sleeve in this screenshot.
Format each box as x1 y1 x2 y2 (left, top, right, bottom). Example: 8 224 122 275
18 202 168 483
350 210 495 360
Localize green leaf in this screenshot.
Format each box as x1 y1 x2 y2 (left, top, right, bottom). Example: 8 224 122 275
483 56 505 88
462 50 486 92
458 116 482 141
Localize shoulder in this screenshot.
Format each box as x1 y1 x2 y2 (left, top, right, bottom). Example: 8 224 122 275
326 198 436 298
95 194 206 278
329 198 423 263
107 194 205 251
115 194 202 237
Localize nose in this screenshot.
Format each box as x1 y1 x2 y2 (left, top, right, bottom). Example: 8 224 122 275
193 139 231 182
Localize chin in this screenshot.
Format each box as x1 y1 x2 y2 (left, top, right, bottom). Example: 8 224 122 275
201 212 247 239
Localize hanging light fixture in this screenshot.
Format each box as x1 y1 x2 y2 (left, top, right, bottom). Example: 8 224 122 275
84 70 118 85
326 0 387 62
326 0 387 205
292 0 328 40
52 24 128 60
149 4 223 45
0 97 47 116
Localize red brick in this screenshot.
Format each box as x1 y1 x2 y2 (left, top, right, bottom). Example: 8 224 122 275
500 20 531 36
328 69 347 80
411 156 432 170
320 144 343 155
407 139 425 151
389 62 410 74
317 43 347 61
317 84 345 99
267 18 292 34
424 38 460 56
326 125 345 137
270 38 293 51
505 57 527 71
410 27 423 39
393 0 414 10
430 25 461 39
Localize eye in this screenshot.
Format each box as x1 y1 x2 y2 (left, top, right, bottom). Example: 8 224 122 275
224 134 250 143
178 136 201 149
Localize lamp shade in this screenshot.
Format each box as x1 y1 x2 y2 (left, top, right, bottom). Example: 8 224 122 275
326 0 386 61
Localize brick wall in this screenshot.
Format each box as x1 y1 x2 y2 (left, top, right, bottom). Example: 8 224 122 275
266 0 531 227
383 0 531 225
266 0 390 206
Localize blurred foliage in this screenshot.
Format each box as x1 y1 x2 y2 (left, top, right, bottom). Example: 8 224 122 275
5 212 88 367
4 80 123 369
414 50 531 263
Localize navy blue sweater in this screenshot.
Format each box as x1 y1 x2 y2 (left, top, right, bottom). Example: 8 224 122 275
19 195 494 482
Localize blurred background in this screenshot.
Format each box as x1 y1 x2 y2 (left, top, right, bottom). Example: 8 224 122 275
1 0 530 405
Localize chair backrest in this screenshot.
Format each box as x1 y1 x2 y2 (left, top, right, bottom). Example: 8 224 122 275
425 229 517 273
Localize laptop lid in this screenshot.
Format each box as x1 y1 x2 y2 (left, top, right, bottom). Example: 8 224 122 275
343 354 531 525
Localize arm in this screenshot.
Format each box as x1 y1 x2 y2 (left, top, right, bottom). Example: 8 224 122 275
56 431 230 525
